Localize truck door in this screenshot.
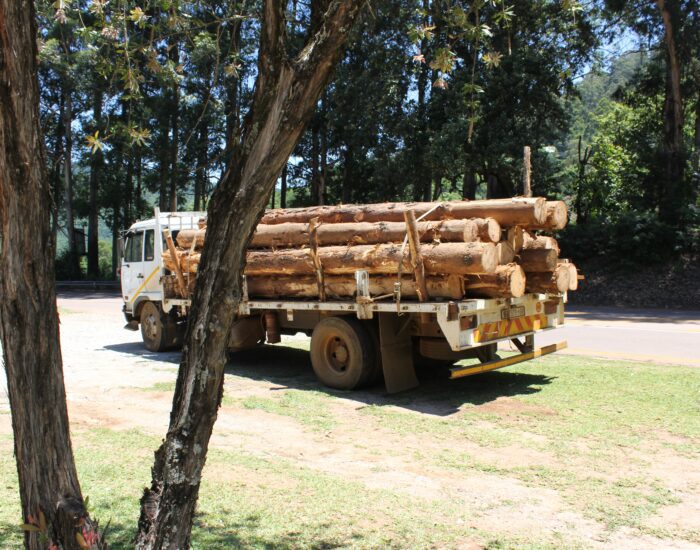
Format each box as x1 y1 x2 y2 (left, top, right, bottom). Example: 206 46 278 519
141 228 161 298
121 230 144 306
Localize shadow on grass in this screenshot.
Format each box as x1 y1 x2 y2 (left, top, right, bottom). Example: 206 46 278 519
226 344 554 416
192 513 353 550
0 516 352 550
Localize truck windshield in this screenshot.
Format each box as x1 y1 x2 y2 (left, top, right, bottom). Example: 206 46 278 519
125 232 143 263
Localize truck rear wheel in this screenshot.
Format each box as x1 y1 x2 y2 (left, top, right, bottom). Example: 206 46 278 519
140 301 179 352
310 316 377 390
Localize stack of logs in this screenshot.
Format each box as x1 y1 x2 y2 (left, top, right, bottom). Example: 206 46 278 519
162 197 579 301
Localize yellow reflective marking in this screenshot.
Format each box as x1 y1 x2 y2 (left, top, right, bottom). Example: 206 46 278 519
129 266 161 304
450 341 568 379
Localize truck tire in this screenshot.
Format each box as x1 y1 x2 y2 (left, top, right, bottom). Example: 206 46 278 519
140 301 178 352
310 316 377 390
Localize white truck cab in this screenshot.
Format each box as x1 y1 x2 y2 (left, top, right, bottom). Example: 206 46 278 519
121 210 205 350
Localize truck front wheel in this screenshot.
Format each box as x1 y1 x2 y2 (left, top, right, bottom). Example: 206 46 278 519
140 301 179 352
310 316 377 390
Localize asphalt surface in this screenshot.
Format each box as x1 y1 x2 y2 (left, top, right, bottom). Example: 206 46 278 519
536 306 700 367
47 291 700 368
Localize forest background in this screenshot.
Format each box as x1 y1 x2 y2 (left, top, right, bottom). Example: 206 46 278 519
38 0 699 305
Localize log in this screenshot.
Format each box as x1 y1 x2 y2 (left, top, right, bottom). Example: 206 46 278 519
559 260 579 291
523 233 560 254
496 241 515 265
246 242 498 276
525 200 567 231
473 218 501 243
177 218 495 250
517 248 558 272
259 197 547 227
166 242 498 276
506 226 525 253
162 249 201 274
464 264 526 299
246 274 465 300
164 230 188 297
525 264 570 294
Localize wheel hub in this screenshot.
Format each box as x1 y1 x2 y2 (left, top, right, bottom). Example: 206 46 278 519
144 313 159 340
327 335 349 373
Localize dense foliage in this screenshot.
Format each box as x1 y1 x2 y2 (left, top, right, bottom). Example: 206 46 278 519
35 1 699 278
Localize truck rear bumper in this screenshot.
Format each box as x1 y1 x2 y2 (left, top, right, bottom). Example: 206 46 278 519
449 340 568 379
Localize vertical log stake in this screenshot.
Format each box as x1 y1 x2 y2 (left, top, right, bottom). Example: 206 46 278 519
165 229 188 298
522 145 532 198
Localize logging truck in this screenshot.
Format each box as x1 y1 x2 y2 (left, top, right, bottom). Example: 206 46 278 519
121 208 568 393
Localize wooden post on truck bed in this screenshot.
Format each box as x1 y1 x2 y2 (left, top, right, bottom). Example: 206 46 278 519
164 229 188 298
404 210 431 325
522 146 532 197
308 217 326 301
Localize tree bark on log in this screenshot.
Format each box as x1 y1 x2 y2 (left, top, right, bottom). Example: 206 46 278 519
246 274 465 299
518 248 558 272
525 265 570 294
496 241 515 265
523 233 560 254
245 242 498 276
0 2 96 548
260 197 547 226
464 264 526 298
135 2 365 547
177 218 495 249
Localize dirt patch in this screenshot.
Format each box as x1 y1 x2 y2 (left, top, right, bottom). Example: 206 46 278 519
2 293 699 549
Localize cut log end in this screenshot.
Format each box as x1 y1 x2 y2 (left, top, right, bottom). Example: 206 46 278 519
525 264 570 294
474 217 501 243
464 263 525 299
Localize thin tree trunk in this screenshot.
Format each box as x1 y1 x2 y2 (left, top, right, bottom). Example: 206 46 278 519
169 39 180 213
62 86 80 277
136 147 143 217
342 144 353 203
311 119 320 203
224 19 242 165
135 2 364 547
280 163 288 208
656 0 685 223
158 112 169 211
87 88 103 278
319 93 328 205
0 2 99 548
195 123 208 211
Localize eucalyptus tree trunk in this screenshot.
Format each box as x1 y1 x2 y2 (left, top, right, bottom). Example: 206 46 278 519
135 2 364 548
0 2 99 548
87 87 103 278
169 36 180 213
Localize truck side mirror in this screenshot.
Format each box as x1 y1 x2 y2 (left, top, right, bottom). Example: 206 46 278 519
118 237 125 259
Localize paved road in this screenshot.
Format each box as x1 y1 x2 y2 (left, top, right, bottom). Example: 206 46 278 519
536 306 700 367
53 292 700 368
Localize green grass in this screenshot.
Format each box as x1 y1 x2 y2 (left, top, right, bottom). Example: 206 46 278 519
2 353 698 548
0 429 565 549
237 389 339 432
